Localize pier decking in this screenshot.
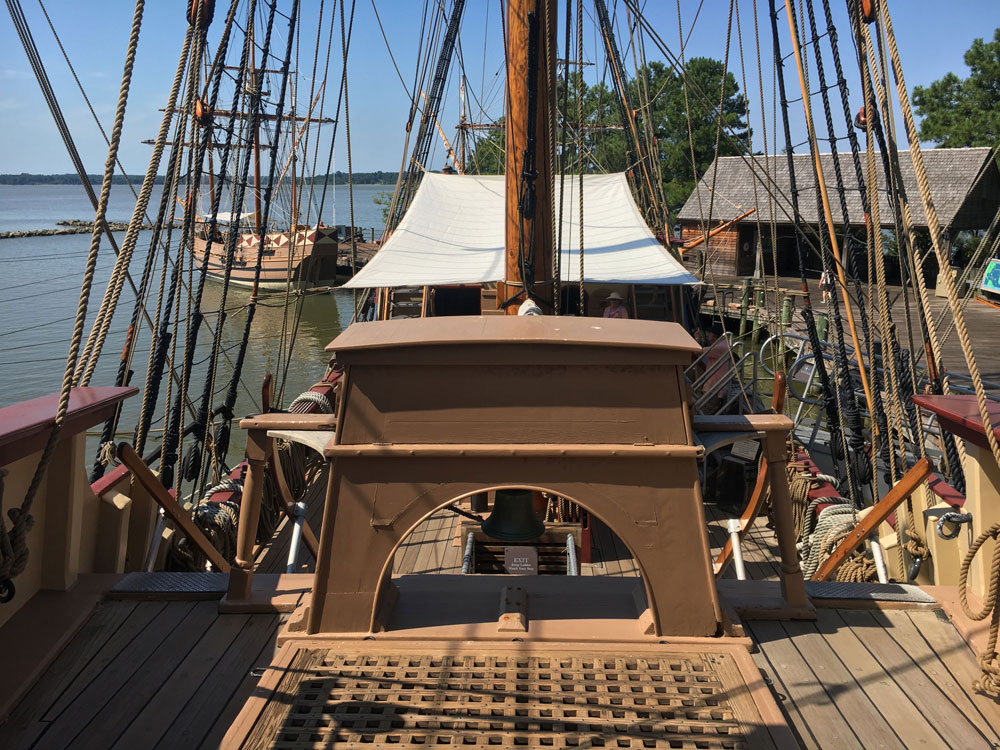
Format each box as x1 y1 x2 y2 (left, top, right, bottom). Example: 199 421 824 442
700 274 1000 383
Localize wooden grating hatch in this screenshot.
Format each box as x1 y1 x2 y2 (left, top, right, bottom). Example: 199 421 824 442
230 642 784 749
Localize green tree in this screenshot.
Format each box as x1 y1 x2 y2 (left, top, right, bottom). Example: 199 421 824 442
463 58 749 218
464 117 506 175
913 28 1000 147
631 59 749 214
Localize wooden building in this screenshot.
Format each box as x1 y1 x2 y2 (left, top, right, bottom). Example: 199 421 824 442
677 147 1000 279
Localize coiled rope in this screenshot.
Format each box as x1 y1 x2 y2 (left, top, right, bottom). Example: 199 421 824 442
958 523 1000 697
167 480 240 571
288 391 333 414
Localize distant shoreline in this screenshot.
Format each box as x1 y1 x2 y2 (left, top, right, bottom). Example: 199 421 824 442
0 172 398 186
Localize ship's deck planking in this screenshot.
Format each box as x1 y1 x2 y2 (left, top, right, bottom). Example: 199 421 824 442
748 609 1000 749
4 489 999 748
0 600 283 750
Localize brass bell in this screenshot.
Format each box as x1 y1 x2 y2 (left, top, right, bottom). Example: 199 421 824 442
481 489 545 542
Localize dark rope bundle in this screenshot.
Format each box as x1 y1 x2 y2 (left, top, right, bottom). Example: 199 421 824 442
768 0 846 479
202 0 304 490
140 0 251 474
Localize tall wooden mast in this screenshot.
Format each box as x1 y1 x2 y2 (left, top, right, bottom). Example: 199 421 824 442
250 24 263 234
498 0 556 314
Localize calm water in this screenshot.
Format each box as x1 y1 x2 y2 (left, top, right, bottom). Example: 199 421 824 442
0 182 388 471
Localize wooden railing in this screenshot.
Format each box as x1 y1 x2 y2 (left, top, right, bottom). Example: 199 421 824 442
225 413 337 606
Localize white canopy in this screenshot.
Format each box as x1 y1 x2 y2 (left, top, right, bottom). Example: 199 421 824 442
344 173 697 288
204 211 255 224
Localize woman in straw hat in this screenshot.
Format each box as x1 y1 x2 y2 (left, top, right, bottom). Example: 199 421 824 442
602 291 629 319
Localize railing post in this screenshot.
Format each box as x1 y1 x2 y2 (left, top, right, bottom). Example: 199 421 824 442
781 296 794 327
738 278 751 338
816 311 829 341
763 430 808 608
227 428 271 601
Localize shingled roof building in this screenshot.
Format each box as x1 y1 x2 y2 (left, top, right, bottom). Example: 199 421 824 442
676 147 999 278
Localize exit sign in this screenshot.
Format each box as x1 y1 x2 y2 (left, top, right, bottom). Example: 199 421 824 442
504 546 538 575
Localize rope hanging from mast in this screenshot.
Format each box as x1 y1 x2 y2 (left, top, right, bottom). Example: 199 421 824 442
387 0 467 233
158 0 264 490
592 0 665 230
793 0 870 502
195 0 304 490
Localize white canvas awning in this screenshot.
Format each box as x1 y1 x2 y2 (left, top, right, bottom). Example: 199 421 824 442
204 211 256 224
344 173 697 288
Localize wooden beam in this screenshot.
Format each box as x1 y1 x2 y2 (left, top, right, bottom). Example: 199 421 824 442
682 209 756 251
772 371 787 413
116 443 231 573
812 457 934 582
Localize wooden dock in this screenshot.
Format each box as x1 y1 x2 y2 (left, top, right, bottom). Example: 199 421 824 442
700 275 1000 383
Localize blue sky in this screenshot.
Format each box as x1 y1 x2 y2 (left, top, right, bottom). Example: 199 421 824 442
0 0 994 175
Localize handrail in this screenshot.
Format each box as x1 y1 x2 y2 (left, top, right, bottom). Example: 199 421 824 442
117 442 231 573
811 458 934 582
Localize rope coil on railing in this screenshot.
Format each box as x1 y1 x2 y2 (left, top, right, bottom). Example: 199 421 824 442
959 522 1000 698
98 441 121 468
288 391 334 414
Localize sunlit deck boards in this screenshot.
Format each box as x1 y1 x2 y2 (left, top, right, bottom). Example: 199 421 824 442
747 609 1000 749
390 509 645 577
0 600 281 750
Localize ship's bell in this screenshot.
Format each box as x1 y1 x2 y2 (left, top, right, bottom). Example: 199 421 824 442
481 489 545 542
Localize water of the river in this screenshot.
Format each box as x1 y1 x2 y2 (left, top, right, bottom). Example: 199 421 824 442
0 182 387 476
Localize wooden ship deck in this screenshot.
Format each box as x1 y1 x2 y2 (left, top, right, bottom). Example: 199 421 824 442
4 477 999 749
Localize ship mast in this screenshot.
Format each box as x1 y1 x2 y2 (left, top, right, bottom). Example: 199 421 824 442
499 0 556 314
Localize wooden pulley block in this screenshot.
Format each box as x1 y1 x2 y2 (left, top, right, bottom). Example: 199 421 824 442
860 0 877 23
194 98 213 127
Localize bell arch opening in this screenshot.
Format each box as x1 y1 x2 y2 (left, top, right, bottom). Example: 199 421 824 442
371 484 659 638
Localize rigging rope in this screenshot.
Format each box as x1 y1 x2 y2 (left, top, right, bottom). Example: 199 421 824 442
0 0 145 601
89 27 197 480
201 0 304 491
802 0 878 490
877 4 1000 477
159 0 258 489
768 0 844 479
